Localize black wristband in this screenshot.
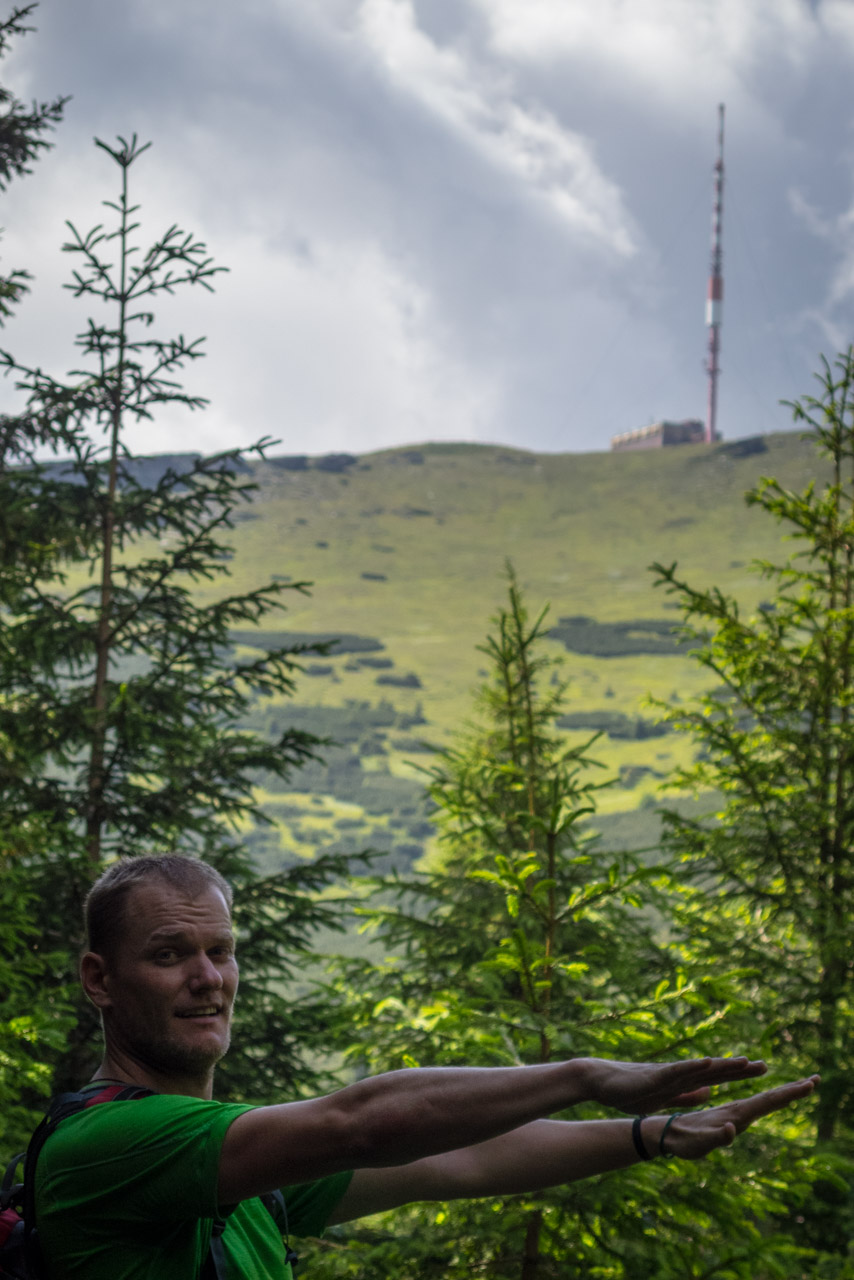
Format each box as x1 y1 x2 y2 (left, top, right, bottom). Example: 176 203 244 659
632 1115 653 1161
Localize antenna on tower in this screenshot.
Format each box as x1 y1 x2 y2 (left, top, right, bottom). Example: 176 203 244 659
705 103 725 443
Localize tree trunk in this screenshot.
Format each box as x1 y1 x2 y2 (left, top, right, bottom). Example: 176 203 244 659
815 948 845 1141
521 1209 542 1280
85 156 129 865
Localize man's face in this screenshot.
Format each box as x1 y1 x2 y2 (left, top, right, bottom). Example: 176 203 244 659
99 880 239 1087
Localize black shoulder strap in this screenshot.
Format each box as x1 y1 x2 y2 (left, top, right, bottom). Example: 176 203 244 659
263 1190 298 1275
204 1190 298 1280
1 1150 25 1207
23 1085 154 1280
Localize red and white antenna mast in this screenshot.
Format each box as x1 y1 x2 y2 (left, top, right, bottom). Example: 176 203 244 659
705 103 725 443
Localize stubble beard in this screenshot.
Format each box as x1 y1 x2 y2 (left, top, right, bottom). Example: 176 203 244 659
139 1020 232 1084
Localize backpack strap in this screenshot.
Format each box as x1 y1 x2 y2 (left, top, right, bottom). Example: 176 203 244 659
204 1222 228 1280
1 1152 25 1206
202 1190 298 1280
23 1085 155 1280
262 1190 299 1276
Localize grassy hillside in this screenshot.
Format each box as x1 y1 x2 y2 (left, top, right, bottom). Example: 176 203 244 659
164 431 825 871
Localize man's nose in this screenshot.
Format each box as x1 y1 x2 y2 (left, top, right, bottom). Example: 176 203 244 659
188 953 224 990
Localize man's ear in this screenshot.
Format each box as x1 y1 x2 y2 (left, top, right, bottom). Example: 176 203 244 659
80 951 113 1010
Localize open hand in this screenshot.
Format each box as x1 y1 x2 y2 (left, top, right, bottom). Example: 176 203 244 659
645 1075 820 1160
577 1055 769 1114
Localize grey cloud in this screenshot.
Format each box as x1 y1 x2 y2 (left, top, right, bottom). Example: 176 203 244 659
1 0 852 457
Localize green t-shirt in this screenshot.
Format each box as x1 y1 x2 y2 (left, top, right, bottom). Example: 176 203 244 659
35 1092 353 1279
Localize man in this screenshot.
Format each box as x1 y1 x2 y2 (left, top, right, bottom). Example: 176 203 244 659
36 854 818 1278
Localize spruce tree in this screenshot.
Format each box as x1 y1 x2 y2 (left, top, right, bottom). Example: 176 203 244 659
0 135 359 1110
0 4 66 319
0 0 70 1150
310 570 815 1280
651 349 854 1263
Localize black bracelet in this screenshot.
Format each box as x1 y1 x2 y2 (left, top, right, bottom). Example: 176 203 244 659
659 1112 682 1158
632 1115 653 1161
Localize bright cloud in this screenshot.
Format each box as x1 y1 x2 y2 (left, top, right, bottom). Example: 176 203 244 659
194 230 501 457
353 0 638 256
821 0 854 53
471 0 818 95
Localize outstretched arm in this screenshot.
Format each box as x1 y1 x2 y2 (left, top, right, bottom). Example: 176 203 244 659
329 1074 819 1223
217 1054 771 1204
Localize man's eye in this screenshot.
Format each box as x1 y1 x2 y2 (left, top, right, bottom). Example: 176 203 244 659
155 949 178 962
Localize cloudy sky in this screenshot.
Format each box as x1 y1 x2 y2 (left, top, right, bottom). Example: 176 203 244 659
1 0 853 457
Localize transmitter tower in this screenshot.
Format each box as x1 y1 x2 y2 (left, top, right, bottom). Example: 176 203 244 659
705 103 725 443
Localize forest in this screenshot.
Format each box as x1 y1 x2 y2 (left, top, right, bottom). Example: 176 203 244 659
2 7 854 1278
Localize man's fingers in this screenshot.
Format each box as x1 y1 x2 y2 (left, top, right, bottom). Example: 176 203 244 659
731 1076 820 1128
651 1056 767 1105
652 1075 818 1160
696 1056 767 1080
689 1076 821 1144
666 1056 766 1083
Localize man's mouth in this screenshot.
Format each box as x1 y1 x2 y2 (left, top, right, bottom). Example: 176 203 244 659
176 1007 222 1019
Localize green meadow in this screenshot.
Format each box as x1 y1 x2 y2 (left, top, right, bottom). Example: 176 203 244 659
170 430 827 871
